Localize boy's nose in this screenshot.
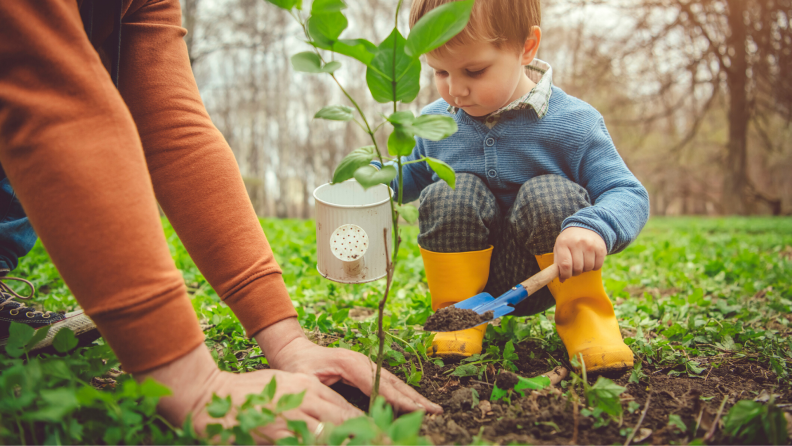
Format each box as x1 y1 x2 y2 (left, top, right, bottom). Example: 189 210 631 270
447 78 468 98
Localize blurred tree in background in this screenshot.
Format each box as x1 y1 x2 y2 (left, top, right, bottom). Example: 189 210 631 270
182 0 792 217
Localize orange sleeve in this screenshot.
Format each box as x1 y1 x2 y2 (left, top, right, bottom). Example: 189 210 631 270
119 0 297 336
0 0 204 373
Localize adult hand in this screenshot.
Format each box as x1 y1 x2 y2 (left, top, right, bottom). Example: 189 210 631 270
553 227 607 282
256 317 442 415
137 344 363 443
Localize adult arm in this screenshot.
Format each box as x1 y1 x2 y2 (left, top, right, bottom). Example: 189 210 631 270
119 0 440 415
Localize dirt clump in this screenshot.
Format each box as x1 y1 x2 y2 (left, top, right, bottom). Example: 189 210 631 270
423 307 493 331
494 370 521 389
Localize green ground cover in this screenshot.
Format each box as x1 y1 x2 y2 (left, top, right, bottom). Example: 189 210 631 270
2 217 790 444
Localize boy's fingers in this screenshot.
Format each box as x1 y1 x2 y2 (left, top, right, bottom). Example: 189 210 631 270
594 248 605 271
555 246 572 282
571 247 584 277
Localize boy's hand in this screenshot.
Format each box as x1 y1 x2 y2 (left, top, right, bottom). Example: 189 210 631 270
553 227 607 282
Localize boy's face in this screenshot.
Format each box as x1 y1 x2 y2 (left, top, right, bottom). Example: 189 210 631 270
427 38 537 117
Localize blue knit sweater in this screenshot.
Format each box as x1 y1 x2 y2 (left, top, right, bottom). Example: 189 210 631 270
389 86 650 254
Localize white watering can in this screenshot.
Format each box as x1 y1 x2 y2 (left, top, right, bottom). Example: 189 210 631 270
313 180 393 283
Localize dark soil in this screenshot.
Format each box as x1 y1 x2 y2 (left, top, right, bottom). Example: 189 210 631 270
361 340 792 445
423 307 494 332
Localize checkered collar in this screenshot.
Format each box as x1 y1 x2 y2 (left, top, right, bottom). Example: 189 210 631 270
447 59 553 127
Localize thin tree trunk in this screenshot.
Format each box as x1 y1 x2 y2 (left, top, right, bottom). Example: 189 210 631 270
723 0 749 215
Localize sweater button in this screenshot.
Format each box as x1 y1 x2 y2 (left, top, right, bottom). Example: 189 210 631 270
487 169 497 177
485 138 495 146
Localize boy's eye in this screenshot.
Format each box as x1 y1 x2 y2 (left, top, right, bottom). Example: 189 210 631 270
434 70 448 77
466 68 486 77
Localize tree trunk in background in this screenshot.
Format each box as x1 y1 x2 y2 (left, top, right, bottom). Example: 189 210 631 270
723 0 750 215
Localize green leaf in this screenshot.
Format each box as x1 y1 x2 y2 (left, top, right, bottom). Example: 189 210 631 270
405 0 474 57
724 400 764 437
450 363 479 377
370 396 393 431
586 377 626 418
291 52 323 73
366 28 421 103
5 321 35 357
387 111 416 125
286 419 314 443
668 413 686 432
207 394 232 418
514 375 551 396
425 157 456 189
471 388 480 407
332 146 376 184
24 324 51 352
315 105 353 121
275 390 306 413
139 378 172 398
388 410 425 442
205 424 224 439
264 0 302 11
237 408 274 432
233 425 255 445
53 327 78 353
354 165 396 190
313 38 377 65
308 11 348 46
310 0 345 14
322 61 342 73
395 204 418 223
328 417 377 445
412 115 458 141
387 128 415 157
490 383 510 402
503 340 518 361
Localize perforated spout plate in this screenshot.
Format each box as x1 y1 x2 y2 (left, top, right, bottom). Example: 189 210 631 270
330 224 369 262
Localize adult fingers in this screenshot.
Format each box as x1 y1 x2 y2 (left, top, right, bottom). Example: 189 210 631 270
303 374 364 419
378 367 442 414
331 351 441 414
302 394 364 424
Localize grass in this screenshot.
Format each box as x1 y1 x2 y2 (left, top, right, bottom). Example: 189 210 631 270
2 216 791 444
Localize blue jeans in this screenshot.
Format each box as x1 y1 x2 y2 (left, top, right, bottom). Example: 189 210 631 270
0 164 37 272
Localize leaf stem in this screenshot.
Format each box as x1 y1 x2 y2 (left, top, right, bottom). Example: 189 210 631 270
370 229 394 409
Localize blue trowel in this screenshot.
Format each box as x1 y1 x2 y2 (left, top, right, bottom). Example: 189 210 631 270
425 264 559 332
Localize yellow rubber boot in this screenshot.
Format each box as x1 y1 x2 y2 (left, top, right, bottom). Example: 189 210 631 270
535 253 634 373
421 246 493 359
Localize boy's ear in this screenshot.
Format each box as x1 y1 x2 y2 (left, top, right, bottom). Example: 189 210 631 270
520 26 542 65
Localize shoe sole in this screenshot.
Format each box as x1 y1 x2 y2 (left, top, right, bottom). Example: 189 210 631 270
0 311 99 352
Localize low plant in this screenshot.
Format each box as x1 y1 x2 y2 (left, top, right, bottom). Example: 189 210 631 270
722 398 789 445
489 374 550 405
564 355 627 429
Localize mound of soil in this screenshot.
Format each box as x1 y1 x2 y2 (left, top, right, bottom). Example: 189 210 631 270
368 340 792 445
423 307 494 332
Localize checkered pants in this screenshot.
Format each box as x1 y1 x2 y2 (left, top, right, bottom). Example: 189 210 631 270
418 174 592 316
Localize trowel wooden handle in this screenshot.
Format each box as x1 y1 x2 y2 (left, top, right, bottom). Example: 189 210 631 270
519 264 559 296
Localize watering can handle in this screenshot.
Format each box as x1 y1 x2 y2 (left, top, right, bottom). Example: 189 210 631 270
519 264 559 295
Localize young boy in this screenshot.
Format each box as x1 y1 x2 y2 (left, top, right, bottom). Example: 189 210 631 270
394 0 649 372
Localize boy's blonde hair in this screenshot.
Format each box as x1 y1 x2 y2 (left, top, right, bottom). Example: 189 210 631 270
409 0 540 54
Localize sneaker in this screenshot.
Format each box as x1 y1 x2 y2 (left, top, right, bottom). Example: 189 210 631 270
0 269 98 352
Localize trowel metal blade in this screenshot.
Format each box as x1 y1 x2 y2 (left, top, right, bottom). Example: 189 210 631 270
452 292 495 310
